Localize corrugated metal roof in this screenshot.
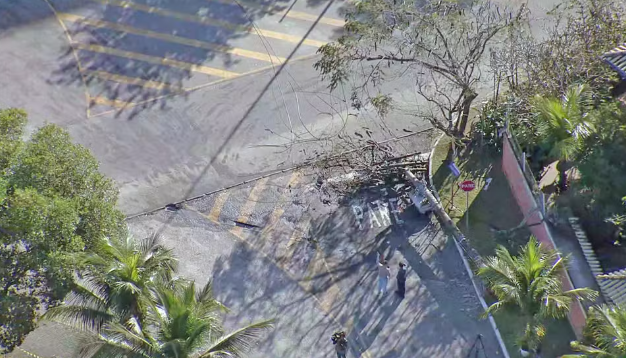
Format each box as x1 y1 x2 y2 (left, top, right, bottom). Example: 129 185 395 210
603 43 626 80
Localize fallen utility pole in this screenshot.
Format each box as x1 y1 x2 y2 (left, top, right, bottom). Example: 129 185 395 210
405 170 463 241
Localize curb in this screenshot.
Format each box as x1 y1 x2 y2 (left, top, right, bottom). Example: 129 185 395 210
425 136 511 358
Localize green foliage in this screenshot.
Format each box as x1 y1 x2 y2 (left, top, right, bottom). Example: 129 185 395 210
9 124 125 248
80 279 273 358
44 234 177 332
564 305 626 358
45 235 272 358
533 84 595 162
478 236 597 351
0 108 126 353
0 108 27 172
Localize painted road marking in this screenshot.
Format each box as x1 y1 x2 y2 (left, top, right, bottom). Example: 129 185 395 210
274 9 345 27
230 177 269 237
71 42 240 78
88 53 324 117
95 0 328 47
275 219 310 266
84 70 184 91
90 96 137 108
259 172 301 236
59 13 285 64
303 250 341 312
210 0 346 27
207 191 230 222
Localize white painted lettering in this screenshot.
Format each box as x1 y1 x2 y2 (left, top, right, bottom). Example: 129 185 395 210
388 198 404 225
375 200 391 226
368 203 382 228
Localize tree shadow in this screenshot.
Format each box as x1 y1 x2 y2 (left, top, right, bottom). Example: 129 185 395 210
290 182 503 357
43 0 308 119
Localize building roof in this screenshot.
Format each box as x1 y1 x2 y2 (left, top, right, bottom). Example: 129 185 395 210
603 43 626 80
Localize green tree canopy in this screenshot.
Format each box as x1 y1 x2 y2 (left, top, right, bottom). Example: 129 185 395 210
0 108 126 353
45 235 272 358
80 279 273 358
44 234 177 333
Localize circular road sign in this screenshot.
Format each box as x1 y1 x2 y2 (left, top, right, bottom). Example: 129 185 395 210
459 180 476 192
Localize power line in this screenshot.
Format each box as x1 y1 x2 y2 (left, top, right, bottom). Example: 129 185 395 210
146 0 336 235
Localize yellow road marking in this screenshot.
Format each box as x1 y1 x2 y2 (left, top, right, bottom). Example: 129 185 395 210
260 171 301 236
252 28 327 47
207 191 230 222
276 10 345 27
303 250 341 312
59 12 285 63
274 219 310 266
95 0 327 47
88 52 320 118
72 42 240 78
211 0 345 27
84 70 184 91
90 96 137 108
230 177 269 237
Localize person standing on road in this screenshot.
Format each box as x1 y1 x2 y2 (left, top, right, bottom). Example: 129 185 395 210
378 259 390 295
332 331 348 358
396 262 407 297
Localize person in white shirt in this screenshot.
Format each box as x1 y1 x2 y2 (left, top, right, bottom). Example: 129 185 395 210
377 259 390 295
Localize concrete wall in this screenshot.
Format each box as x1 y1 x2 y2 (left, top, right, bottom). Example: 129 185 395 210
501 135 587 339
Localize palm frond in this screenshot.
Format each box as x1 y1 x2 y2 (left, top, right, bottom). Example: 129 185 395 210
43 305 115 333
197 320 274 358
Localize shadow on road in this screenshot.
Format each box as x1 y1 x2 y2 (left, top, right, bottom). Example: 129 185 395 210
46 0 303 119
299 183 501 357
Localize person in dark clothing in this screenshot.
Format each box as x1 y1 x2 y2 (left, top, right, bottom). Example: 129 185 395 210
396 262 407 297
332 331 348 358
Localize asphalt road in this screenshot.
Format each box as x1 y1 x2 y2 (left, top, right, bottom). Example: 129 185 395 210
125 168 504 358
0 0 386 215
10 135 503 358
0 0 561 217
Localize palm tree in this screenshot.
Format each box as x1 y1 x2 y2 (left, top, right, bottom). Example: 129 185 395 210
533 84 595 190
43 234 177 332
534 83 595 162
79 279 274 358
478 236 598 354
563 305 626 358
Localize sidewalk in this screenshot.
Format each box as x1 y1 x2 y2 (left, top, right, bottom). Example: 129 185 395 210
302 183 505 357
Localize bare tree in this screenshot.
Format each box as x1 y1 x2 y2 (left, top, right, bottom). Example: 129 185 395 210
315 0 527 140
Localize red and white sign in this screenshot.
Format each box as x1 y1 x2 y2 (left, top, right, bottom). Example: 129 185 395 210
459 180 476 192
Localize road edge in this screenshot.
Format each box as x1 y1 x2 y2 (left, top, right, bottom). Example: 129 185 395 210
426 133 511 358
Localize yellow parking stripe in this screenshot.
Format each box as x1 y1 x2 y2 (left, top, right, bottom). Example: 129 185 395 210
95 0 327 47
230 177 269 237
276 10 345 27
90 96 137 108
207 191 230 222
72 42 240 78
253 28 326 47
260 172 301 236
210 0 345 27
59 13 285 63
84 70 184 91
